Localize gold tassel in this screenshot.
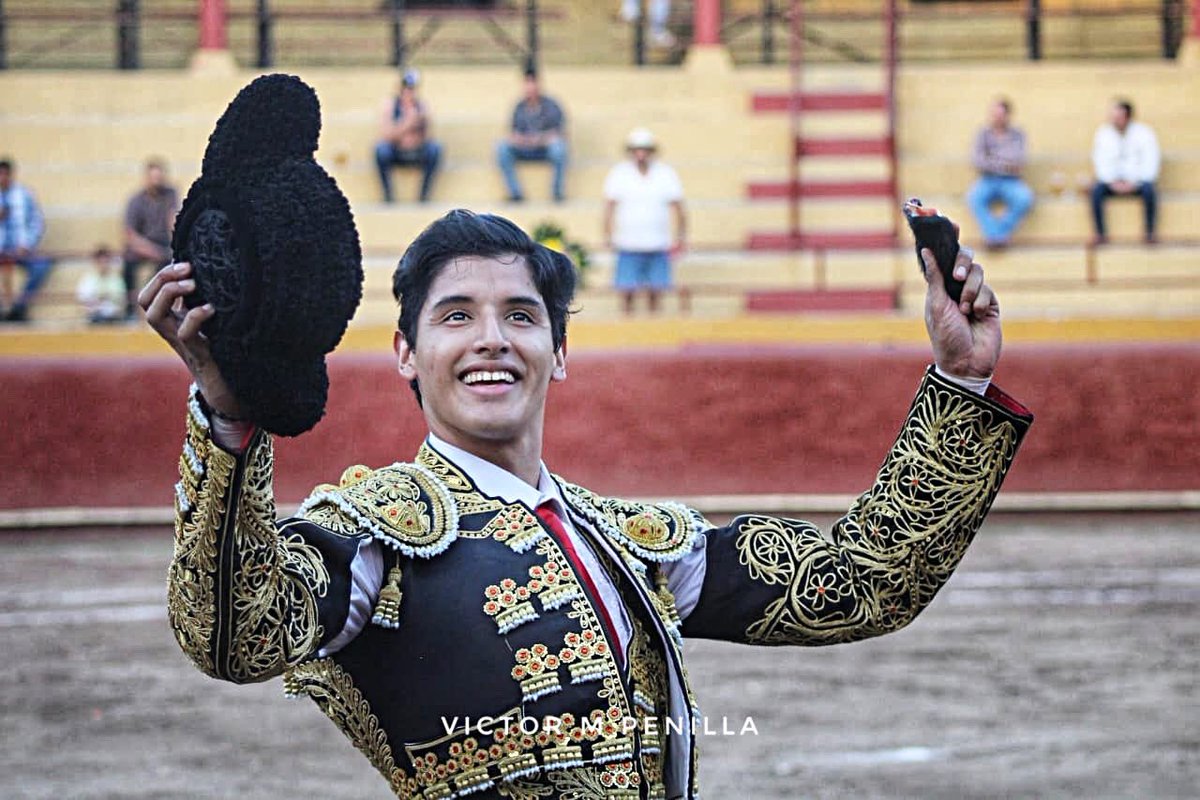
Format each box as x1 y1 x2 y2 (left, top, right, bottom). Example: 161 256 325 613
371 565 404 629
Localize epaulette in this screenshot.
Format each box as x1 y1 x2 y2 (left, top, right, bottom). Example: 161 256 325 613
557 479 709 563
298 462 458 559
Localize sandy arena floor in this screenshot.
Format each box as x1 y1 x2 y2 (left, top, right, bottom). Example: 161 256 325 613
2 512 1197 799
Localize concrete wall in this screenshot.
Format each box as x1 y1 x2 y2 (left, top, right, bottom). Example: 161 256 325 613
3 343 1196 511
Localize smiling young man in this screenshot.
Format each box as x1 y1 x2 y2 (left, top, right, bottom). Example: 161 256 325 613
146 210 1031 799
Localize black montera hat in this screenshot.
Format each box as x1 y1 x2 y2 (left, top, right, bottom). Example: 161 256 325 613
173 74 363 437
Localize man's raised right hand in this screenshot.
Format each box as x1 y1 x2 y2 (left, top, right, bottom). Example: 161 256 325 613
139 261 245 419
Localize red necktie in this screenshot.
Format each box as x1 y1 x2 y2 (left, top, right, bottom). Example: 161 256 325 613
535 502 625 669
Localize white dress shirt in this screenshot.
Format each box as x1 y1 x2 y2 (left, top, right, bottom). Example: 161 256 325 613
1092 121 1161 184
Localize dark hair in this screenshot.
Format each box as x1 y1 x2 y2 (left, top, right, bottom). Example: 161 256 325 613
392 209 576 399
0 159 12 172
523 58 538 80
1116 99 1134 119
92 244 112 259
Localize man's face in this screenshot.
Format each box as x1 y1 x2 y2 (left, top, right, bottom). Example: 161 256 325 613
146 165 165 191
0 167 11 191
523 76 540 102
396 254 566 454
630 147 653 168
988 102 1009 128
1110 104 1130 132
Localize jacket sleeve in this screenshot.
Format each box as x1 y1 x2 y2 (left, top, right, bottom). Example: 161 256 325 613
167 388 367 683
681 367 1033 646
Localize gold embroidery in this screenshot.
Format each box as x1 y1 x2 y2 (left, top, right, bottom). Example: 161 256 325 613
226 437 329 682
339 464 373 487
626 620 668 753
558 481 704 562
416 441 473 492
285 659 418 798
483 577 540 634
372 565 404 629
540 759 642 799
483 505 547 553
624 511 668 548
166 410 231 678
740 377 1023 645
403 710 616 798
511 644 562 702
300 503 361 536
497 779 555 799
351 466 452 548
301 461 458 558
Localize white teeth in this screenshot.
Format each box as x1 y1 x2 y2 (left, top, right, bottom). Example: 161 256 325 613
463 370 516 385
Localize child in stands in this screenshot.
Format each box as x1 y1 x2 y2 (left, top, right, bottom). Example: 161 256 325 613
77 245 126 324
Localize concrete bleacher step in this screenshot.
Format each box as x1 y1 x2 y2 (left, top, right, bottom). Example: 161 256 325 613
926 194 1196 244
20 160 792 208
36 196 917 254
898 284 1200 319
32 177 1200 255
901 156 1200 197
20 243 1198 330
1 112 794 167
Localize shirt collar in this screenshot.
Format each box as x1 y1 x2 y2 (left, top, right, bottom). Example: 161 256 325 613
426 433 566 514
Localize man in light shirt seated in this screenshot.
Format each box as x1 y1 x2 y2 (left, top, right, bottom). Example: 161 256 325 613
967 97 1034 250
1090 99 1161 245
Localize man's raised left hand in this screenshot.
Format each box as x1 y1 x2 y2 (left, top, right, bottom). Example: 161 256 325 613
922 246 1001 380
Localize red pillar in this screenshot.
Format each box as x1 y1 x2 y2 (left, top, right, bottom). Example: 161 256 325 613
693 0 721 46
1193 0 1200 39
198 0 228 50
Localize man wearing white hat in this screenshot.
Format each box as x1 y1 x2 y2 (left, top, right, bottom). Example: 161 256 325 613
603 127 686 314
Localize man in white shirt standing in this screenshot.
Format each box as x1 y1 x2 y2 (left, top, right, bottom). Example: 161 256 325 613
603 128 686 314
1090 99 1161 245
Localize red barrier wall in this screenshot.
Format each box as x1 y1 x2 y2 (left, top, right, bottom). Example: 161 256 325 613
2 343 1197 510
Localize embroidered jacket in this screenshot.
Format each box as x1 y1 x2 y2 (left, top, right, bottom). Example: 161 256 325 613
167 368 1032 799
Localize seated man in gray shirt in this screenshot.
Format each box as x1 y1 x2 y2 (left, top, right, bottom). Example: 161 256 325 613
123 158 179 318
496 66 567 203
966 97 1033 250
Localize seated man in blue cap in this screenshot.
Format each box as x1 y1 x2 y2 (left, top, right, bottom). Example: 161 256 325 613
375 69 443 204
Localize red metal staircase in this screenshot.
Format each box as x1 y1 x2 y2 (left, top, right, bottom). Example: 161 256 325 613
746 1 900 252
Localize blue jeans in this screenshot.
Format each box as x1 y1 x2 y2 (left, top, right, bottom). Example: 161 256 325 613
375 140 442 203
614 250 672 290
967 175 1034 244
1091 181 1156 238
496 139 567 201
3 253 53 310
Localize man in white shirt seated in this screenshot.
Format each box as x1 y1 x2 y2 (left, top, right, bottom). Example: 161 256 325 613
1090 99 1161 245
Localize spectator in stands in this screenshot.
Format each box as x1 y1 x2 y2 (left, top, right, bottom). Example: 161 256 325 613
496 66 567 203
77 245 126 324
620 0 675 48
374 68 442 204
967 97 1033 250
0 158 52 323
1091 99 1160 245
603 127 686 315
123 158 179 318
